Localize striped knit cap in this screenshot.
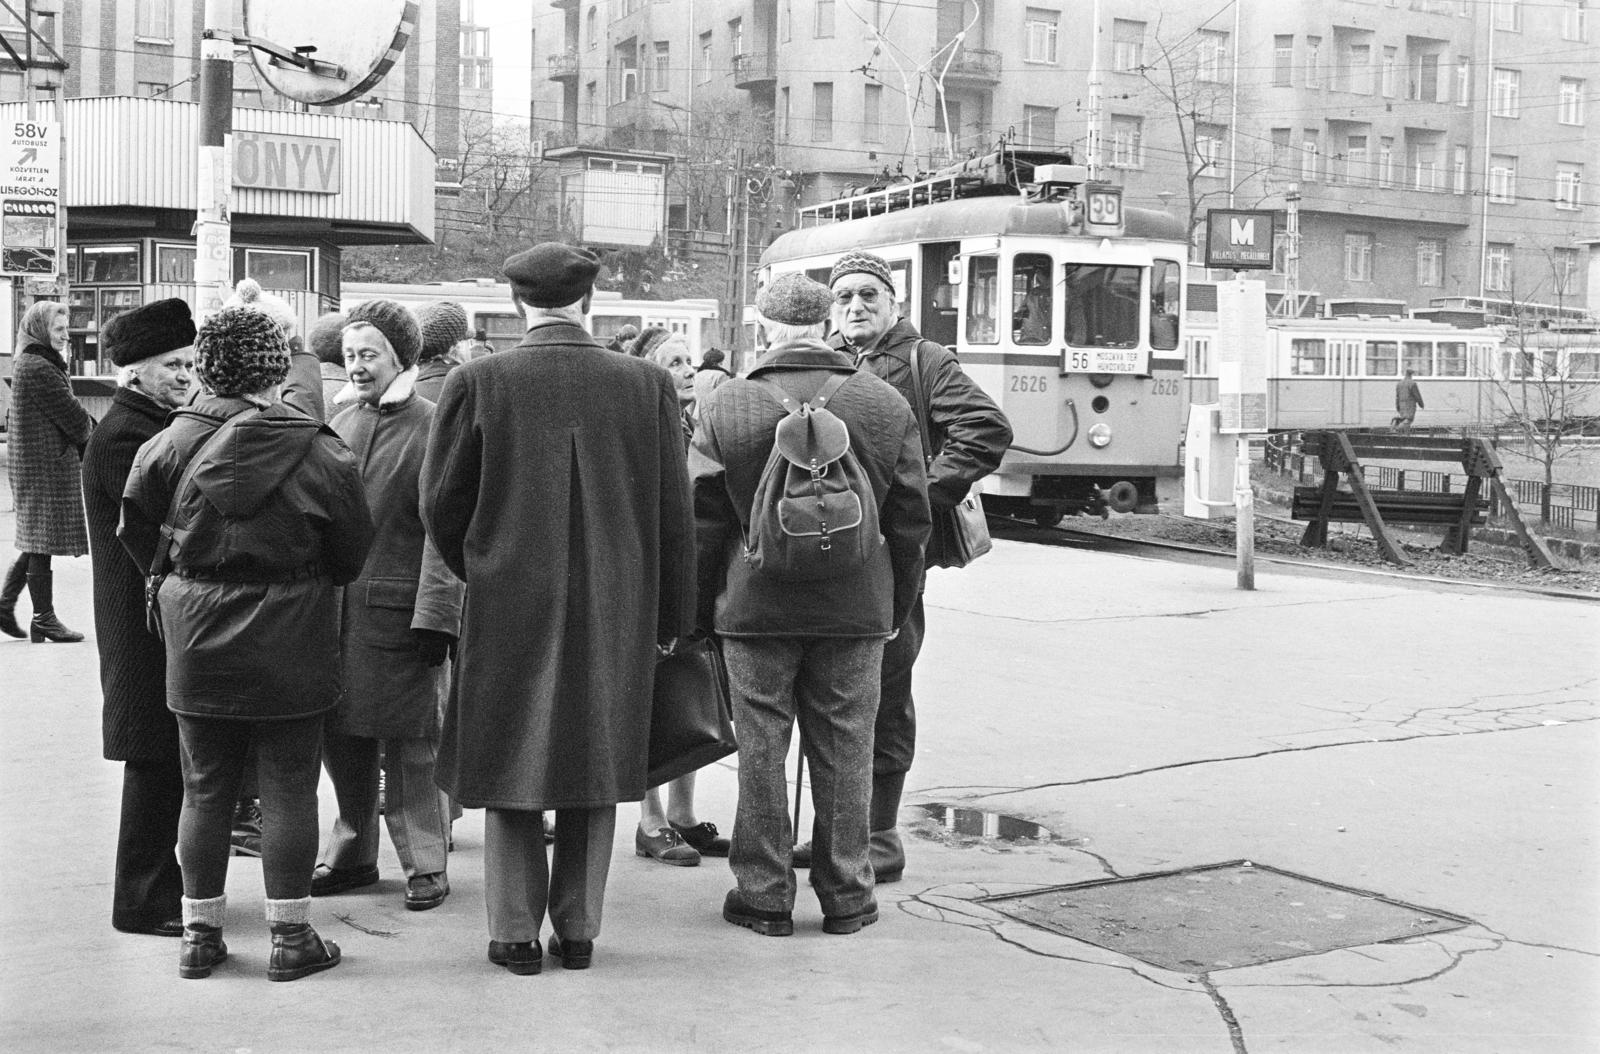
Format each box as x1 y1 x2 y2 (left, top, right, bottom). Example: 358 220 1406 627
828 250 894 291
195 306 290 397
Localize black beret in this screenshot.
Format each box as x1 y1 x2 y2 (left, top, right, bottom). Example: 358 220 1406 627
503 243 602 307
102 298 197 368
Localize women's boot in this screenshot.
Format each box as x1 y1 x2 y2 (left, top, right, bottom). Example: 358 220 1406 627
266 898 341 981
26 572 84 643
0 556 26 638
178 895 228 979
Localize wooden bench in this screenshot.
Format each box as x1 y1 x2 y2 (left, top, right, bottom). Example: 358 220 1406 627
1291 431 1557 569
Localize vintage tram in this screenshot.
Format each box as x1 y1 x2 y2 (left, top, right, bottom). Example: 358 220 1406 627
759 147 1190 521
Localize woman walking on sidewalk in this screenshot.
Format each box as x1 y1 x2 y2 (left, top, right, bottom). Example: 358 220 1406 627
2 300 93 643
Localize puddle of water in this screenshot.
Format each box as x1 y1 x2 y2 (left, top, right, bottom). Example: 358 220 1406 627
912 803 1056 843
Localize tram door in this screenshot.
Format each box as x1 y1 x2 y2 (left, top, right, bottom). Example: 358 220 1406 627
1332 339 1363 425
920 242 960 349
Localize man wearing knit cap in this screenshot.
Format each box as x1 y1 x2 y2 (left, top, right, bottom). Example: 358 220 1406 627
414 301 468 403
791 250 1011 885
81 298 196 938
120 305 373 981
311 297 463 914
692 272 928 937
421 242 694 975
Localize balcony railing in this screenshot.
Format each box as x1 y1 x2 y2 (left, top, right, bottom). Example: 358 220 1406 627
944 47 1001 86
548 51 578 81
733 51 776 90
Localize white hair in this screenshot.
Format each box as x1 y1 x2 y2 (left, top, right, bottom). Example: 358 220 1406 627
522 300 587 326
760 318 827 345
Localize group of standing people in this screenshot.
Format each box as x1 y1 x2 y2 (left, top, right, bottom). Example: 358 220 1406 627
4 239 1010 981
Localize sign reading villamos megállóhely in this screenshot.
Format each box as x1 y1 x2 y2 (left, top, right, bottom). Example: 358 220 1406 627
1204 209 1277 271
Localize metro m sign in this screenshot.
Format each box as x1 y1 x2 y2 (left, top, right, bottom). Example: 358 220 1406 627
1204 209 1277 270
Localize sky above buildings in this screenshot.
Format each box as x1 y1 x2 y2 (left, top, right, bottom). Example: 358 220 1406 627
469 0 534 124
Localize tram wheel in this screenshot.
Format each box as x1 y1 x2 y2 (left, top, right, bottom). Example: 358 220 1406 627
1032 508 1065 527
1106 481 1140 513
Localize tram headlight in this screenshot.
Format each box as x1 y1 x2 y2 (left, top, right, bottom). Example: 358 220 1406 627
1087 423 1112 448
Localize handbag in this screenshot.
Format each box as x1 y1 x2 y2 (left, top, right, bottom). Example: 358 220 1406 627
907 341 992 569
647 635 738 789
144 409 260 642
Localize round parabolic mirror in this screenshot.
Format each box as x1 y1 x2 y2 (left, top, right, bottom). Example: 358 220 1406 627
243 0 418 106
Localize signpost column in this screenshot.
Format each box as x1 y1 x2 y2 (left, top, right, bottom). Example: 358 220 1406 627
195 0 234 321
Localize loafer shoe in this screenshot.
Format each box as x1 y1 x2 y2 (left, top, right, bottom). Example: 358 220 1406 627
635 826 700 866
670 820 730 857
267 924 340 982
792 840 813 869
310 863 379 897
823 900 880 935
546 934 593 970
488 939 541 975
117 915 185 938
404 873 449 912
722 889 793 937
178 924 227 979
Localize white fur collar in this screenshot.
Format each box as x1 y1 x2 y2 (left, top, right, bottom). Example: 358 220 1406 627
335 365 418 409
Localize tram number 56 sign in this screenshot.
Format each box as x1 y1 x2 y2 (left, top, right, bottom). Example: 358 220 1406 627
0 120 61 277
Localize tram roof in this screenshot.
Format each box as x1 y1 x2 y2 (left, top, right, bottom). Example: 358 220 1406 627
763 196 1189 268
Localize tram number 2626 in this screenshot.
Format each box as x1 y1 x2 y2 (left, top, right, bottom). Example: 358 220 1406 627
1009 374 1050 392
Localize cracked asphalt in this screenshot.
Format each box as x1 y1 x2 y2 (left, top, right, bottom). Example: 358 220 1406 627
2 512 1595 1053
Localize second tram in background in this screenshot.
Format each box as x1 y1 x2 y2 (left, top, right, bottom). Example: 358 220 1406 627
342 280 720 360
760 147 1190 522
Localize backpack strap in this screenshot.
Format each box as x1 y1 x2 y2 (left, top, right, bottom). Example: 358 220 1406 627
146 408 261 581
753 371 852 414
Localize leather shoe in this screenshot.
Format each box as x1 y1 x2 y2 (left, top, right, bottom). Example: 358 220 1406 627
404 873 449 911
117 915 184 938
792 839 813 869
670 820 730 857
310 863 379 896
722 889 793 937
178 924 227 979
267 923 341 982
635 826 700 866
488 939 541 975
546 934 593 970
823 899 880 935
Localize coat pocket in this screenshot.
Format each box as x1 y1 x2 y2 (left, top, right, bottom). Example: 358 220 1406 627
360 576 419 650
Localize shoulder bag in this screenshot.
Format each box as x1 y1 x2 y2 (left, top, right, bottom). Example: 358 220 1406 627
907 341 992 569
647 635 738 788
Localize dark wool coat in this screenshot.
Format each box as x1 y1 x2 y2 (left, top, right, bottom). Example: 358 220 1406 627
420 320 696 810
7 345 92 555
120 397 373 721
328 371 463 739
82 387 174 763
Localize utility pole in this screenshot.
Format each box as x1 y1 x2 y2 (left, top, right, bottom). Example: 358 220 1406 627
1279 182 1301 318
195 0 234 322
1085 0 1103 177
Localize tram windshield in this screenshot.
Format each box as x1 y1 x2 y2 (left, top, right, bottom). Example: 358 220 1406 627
1063 264 1141 348
1011 254 1052 346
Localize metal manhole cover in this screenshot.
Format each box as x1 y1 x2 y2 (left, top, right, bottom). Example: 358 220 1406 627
982 860 1471 973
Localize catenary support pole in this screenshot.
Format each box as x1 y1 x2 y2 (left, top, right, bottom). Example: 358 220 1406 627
195 0 234 322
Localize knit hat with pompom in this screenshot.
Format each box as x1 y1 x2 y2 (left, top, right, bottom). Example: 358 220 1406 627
195 306 290 397
222 277 299 337
416 301 469 362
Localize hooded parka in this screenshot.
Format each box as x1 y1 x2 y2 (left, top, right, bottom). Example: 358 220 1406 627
119 396 373 721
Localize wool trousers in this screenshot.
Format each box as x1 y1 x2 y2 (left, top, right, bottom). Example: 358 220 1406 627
483 806 615 944
724 634 884 917
873 595 924 778
174 714 323 900
111 755 185 932
319 731 448 878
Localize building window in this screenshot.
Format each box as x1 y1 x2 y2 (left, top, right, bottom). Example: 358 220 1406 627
654 42 670 90
1453 145 1468 194
585 81 598 128
1559 78 1585 125
1553 247 1581 296
1198 31 1228 82
779 86 790 139
1417 239 1444 287
1344 134 1369 185
1300 130 1319 181
1495 0 1521 31
1111 19 1144 72
1485 243 1512 292
245 249 311 291
815 0 834 39
1273 36 1293 86
1491 68 1520 116
1381 46 1397 97
1344 43 1371 94
1024 105 1058 148
155 245 196 284
1196 125 1226 174
1455 57 1470 106
135 0 173 43
1409 51 1439 101
729 18 742 59
1557 164 1583 210
586 7 597 50
700 32 712 83
1028 9 1062 65
1564 0 1589 41
1489 155 1517 203
1344 233 1374 282
1271 128 1292 174
1304 36 1321 88
811 82 833 141
864 84 882 143
1110 115 1142 168
1378 137 1394 187
1410 140 1440 191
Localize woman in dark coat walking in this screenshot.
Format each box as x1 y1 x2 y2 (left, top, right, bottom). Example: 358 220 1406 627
1 300 92 642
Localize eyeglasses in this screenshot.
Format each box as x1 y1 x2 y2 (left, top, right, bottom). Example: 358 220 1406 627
833 287 883 306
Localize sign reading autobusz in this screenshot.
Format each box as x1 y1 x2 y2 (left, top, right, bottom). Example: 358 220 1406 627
0 119 60 276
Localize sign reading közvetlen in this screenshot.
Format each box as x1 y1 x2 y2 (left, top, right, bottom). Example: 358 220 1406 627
0 119 60 276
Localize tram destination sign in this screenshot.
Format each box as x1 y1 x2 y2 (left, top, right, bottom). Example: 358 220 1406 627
0 119 60 276
1204 209 1276 271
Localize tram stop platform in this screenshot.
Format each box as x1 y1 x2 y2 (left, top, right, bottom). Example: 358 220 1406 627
1 498 1595 1054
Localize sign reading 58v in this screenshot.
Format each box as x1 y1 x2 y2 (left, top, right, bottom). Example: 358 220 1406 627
0 121 60 202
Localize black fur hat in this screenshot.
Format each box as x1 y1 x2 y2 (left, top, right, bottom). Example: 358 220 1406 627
102 298 197 368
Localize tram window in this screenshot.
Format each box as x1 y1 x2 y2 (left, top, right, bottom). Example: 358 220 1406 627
1437 341 1467 376
1500 350 1536 379
479 312 526 353
1364 341 1399 376
1150 259 1181 351
1062 264 1140 348
966 256 999 344
1402 341 1434 376
1011 253 1052 346
1290 339 1327 375
591 313 644 346
888 261 912 319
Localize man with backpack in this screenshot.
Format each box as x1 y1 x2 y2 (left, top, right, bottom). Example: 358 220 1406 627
690 273 929 937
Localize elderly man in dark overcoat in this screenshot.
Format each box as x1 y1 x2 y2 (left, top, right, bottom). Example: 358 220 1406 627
81 298 196 936
420 243 695 977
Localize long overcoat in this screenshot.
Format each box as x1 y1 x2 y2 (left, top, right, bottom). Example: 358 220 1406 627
328 370 463 739
420 320 696 810
82 387 173 762
7 345 92 555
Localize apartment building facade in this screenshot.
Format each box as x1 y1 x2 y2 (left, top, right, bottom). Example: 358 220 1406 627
529 0 1596 313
